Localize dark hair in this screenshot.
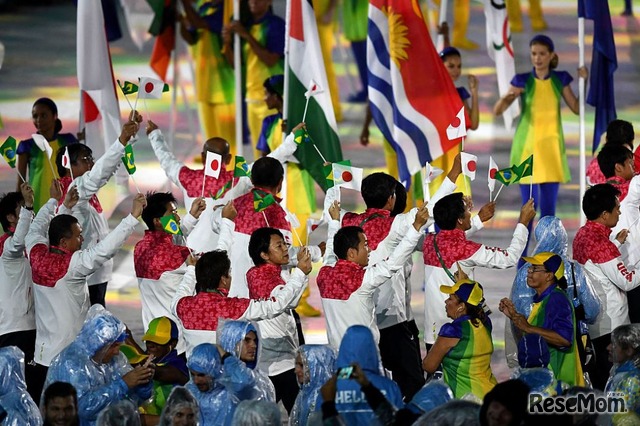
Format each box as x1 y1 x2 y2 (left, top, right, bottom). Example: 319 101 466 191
248 227 284 266
439 46 461 61
464 301 488 327
195 250 231 293
251 157 284 189
582 184 621 220
49 214 79 247
0 192 24 233
43 381 78 407
479 379 530 426
433 192 465 230
606 119 635 147
597 144 634 178
334 226 363 260
33 97 62 134
391 181 407 217
263 75 284 101
361 173 397 209
55 143 92 177
141 192 177 230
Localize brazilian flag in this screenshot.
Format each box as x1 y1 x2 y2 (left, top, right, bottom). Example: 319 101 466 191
1 136 17 168
121 144 136 174
494 167 518 186
117 80 139 95
234 156 250 178
159 215 182 235
323 160 351 188
253 189 276 212
293 128 310 145
212 180 232 200
514 155 533 179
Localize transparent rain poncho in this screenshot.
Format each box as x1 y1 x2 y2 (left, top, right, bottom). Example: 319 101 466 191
405 380 454 415
217 320 276 402
158 386 199 426
96 399 141 426
230 400 281 425
507 216 601 365
44 305 152 426
185 343 251 426
0 346 42 426
289 344 336 426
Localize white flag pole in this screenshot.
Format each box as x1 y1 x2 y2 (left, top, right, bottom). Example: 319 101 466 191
493 183 505 202
578 17 587 226
233 0 243 158
302 97 311 123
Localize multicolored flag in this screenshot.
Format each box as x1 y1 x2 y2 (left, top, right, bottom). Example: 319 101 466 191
494 156 533 186
461 152 478 181
332 163 363 191
253 189 276 212
204 151 223 179
494 167 518 186
138 77 169 99
0 136 17 168
286 0 343 191
484 0 520 130
324 160 351 188
293 127 310 145
514 155 533 179
212 180 232 200
147 0 176 80
121 144 136 174
234 156 250 177
117 80 139 95
367 0 464 184
488 156 499 192
159 214 182 235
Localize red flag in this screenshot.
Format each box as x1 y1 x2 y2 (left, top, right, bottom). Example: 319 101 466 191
150 25 175 80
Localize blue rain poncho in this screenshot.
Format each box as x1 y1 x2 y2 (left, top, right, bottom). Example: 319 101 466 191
185 343 253 426
230 400 281 425
217 320 276 401
44 305 152 426
289 344 336 426
158 386 199 426
0 346 42 426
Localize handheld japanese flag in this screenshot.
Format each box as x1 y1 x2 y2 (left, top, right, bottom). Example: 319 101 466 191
204 151 223 179
1 136 17 168
460 152 478 181
488 156 498 193
446 106 467 141
61 146 75 181
332 163 363 191
424 162 444 184
160 215 182 235
138 77 169 99
304 79 324 98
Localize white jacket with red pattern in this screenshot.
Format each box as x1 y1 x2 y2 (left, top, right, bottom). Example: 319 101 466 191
612 175 640 268
317 219 422 349
573 220 640 339
26 198 139 366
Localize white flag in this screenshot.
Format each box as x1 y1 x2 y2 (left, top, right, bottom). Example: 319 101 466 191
304 79 324 99
332 163 363 191
488 156 499 192
446 106 467 140
32 134 53 159
138 77 168 99
424 162 444 184
203 151 223 179
461 152 478 181
61 147 72 170
284 208 301 229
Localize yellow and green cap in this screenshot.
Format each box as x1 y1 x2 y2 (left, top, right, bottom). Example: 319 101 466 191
119 344 149 364
523 252 565 282
440 279 484 307
142 316 179 345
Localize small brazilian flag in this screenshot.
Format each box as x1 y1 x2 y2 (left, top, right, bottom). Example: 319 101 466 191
1 136 17 168
212 180 232 200
253 189 276 212
117 80 139 95
323 160 351 188
159 215 182 235
494 167 518 186
121 144 136 174
234 156 250 177
293 128 310 145
514 155 533 179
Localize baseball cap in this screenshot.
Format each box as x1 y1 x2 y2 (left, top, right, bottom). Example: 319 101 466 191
523 252 564 282
440 279 484 307
142 316 179 345
119 344 149 365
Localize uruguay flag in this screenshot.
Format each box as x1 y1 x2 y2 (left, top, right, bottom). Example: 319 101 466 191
367 0 464 184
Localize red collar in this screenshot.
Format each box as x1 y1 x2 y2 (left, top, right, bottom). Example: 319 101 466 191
584 220 612 238
336 259 365 271
49 245 72 255
144 229 175 243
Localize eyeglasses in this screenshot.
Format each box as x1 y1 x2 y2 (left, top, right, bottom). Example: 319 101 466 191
79 156 94 163
528 266 549 273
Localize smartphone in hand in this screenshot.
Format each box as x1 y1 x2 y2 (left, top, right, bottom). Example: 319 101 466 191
337 366 354 380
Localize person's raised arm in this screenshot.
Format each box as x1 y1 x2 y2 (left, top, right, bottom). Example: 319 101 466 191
26 179 62 254
4 183 35 258
467 75 479 130
146 120 185 188
215 201 237 252
494 86 523 116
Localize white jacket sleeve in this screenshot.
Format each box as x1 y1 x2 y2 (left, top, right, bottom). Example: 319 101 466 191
240 268 308 321
465 215 485 238
215 218 235 252
597 258 640 292
2 207 33 259
322 219 340 266
180 213 198 237
75 139 126 200
68 214 139 279
26 198 57 255
171 265 198 317
148 129 184 188
266 132 298 164
461 223 528 269
322 186 346 223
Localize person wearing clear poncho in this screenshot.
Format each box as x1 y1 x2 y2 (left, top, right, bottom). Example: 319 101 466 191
185 343 253 426
605 324 640 424
158 386 199 426
217 320 276 402
43 305 153 426
507 216 601 367
289 344 336 426
0 346 42 425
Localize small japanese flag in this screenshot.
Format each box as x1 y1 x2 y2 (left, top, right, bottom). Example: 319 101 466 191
424 162 444 184
333 163 363 191
488 156 499 192
461 152 478 181
204 151 223 179
283 207 300 229
32 134 53 159
446 106 467 140
138 77 169 99
61 146 72 169
304 79 324 99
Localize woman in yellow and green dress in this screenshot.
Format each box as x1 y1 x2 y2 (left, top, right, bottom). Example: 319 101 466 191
494 34 587 256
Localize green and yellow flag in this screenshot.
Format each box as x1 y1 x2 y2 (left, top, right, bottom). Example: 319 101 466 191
323 160 351 188
121 144 136 174
514 155 533 179
117 80 139 95
234 156 250 178
293 128 310 145
253 189 276 212
495 156 534 186
1 136 17 168
212 180 232 200
159 215 182 235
